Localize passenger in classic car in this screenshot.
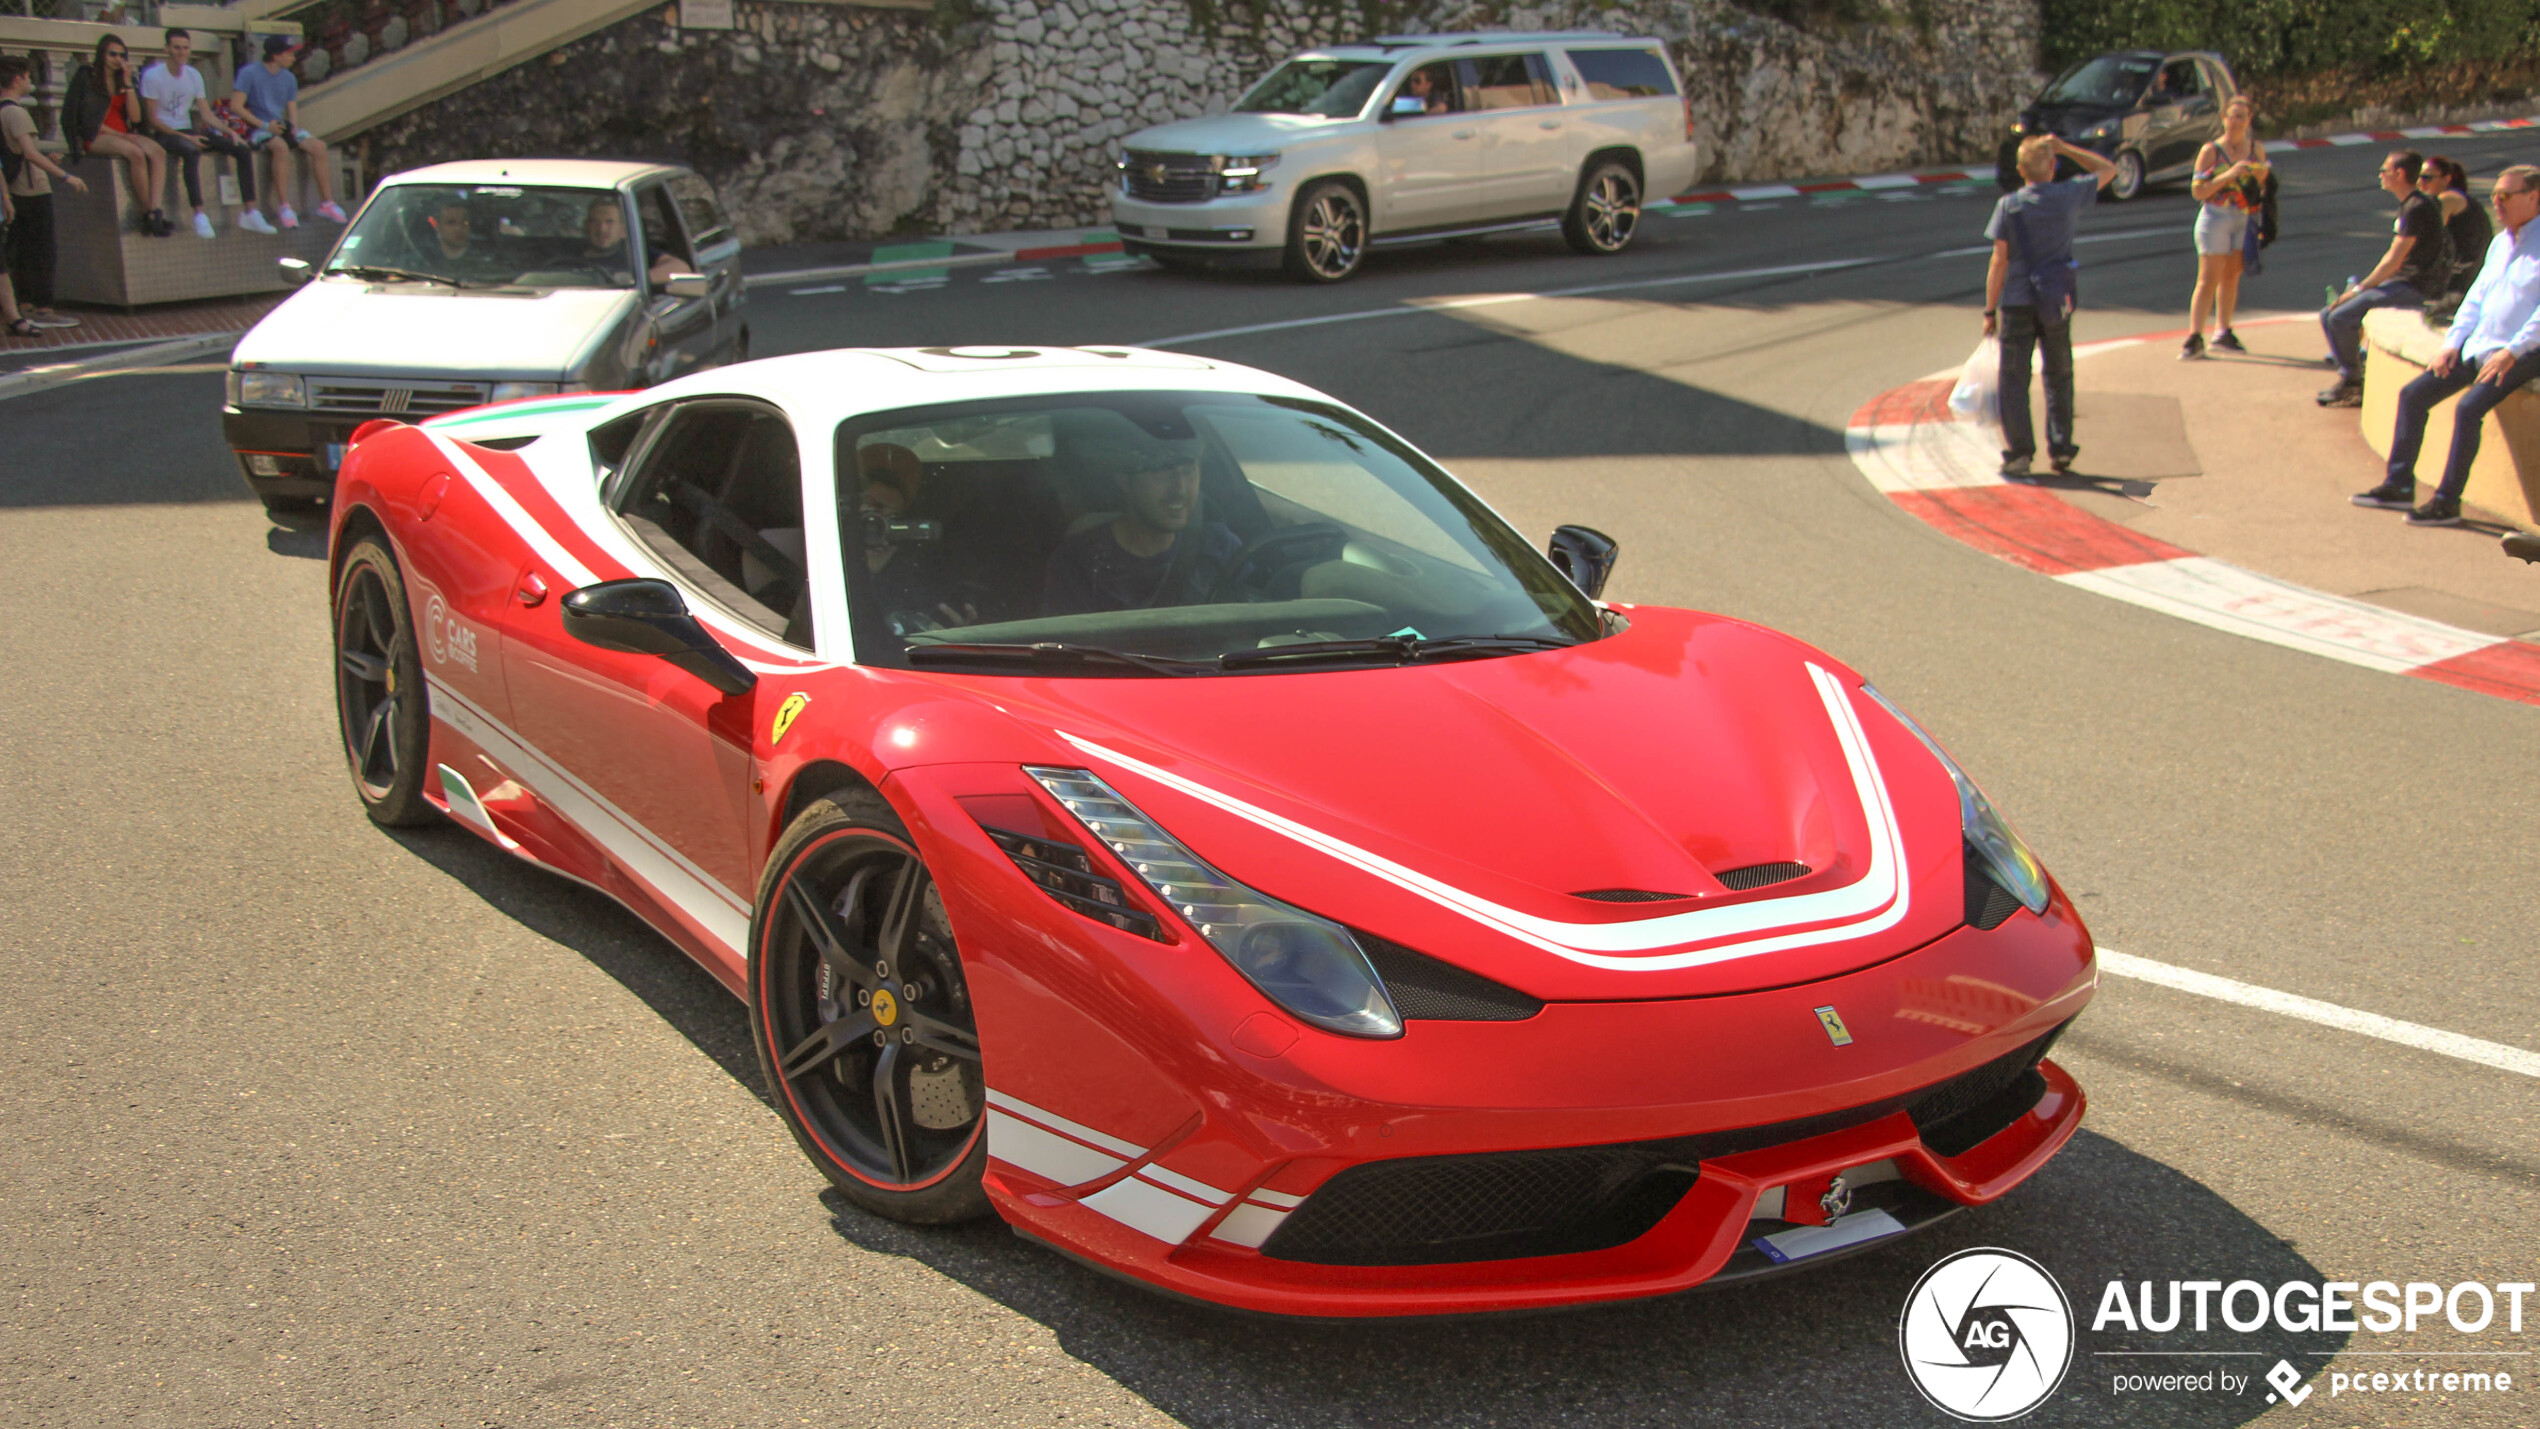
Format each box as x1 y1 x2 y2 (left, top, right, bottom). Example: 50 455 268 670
1040 433 1241 615
423 201 509 283
579 195 688 288
857 443 979 632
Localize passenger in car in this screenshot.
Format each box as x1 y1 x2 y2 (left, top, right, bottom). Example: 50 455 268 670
1401 64 1451 114
580 195 688 288
1041 434 1242 615
857 443 980 633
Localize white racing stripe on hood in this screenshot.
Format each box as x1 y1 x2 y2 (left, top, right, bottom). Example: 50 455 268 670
1061 662 1913 972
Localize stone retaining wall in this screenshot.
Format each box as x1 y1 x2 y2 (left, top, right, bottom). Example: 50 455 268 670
355 0 2041 246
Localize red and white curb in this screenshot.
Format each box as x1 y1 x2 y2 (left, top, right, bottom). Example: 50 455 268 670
1845 333 2540 706
2263 114 2540 153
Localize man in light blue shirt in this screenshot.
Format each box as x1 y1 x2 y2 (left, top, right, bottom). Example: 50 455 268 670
2354 163 2540 526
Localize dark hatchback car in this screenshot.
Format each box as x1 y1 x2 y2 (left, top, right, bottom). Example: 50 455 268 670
1995 50 2240 200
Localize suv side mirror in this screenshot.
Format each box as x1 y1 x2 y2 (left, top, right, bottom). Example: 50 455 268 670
560 578 757 695
278 256 313 286
663 272 710 299
1547 525 1619 600
1386 95 1425 119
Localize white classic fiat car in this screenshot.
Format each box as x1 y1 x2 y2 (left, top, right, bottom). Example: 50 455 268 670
1111 32 1701 281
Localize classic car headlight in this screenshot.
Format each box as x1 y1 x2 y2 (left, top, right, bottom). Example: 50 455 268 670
1216 153 1280 195
228 370 306 408
489 381 560 403
1026 766 1404 1039
1860 686 2051 916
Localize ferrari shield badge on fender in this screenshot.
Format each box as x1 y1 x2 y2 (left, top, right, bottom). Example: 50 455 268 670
771 692 811 746
1814 1006 1854 1046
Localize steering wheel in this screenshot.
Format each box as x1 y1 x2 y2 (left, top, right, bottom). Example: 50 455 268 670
1218 522 1345 601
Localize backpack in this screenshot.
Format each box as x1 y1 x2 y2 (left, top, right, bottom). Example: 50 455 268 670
0 99 25 187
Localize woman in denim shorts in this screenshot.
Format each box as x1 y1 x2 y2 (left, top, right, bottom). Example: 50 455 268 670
2182 95 2267 359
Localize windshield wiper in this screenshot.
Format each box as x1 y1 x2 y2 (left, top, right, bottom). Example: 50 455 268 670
1216 633 1577 670
903 641 1213 676
325 263 450 285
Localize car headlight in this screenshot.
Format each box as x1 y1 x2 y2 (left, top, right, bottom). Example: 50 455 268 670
2082 119 2118 140
1027 766 1403 1039
1216 153 1280 194
1859 686 2051 916
489 381 560 403
229 370 306 408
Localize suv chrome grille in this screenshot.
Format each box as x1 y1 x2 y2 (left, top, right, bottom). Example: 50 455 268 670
1122 150 1216 204
308 378 491 418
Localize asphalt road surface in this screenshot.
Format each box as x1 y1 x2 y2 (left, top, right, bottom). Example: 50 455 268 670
4 136 2535 1428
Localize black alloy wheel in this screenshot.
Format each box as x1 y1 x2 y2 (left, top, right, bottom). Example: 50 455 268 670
332 535 437 827
1284 179 1367 283
752 791 990 1223
1563 161 1641 256
2109 149 2146 201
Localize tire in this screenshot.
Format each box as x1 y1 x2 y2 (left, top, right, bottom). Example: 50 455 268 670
2109 149 2145 201
751 790 991 1225
332 534 437 828
1283 179 1366 283
1562 160 1641 256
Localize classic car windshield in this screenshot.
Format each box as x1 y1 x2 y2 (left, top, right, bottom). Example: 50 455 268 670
1233 59 1392 116
2038 55 2160 107
836 391 1605 673
327 184 642 289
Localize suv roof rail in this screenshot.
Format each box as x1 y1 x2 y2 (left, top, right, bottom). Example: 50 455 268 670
1362 30 1630 45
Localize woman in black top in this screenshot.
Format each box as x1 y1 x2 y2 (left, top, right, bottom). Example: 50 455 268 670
2421 156 2490 307
63 34 170 236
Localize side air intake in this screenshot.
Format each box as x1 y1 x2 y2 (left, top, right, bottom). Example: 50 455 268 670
1355 933 1541 1021
1717 861 1811 891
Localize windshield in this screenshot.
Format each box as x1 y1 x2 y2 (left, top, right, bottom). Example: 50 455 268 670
2039 55 2158 107
327 184 642 289
1234 59 1392 117
837 391 1605 673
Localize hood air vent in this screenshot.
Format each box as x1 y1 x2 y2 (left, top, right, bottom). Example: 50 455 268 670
1572 888 1692 903
1716 862 1812 891
1354 933 1541 1022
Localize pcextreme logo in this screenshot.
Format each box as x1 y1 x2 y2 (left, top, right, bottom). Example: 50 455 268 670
1900 1247 2076 1421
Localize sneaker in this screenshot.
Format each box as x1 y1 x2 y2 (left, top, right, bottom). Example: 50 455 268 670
2000 454 2034 481
238 209 278 235
2212 329 2247 352
2405 495 2464 527
2050 453 2076 475
2317 382 2362 407
2179 334 2207 360
27 310 80 329
192 211 215 239
317 201 346 224
278 205 300 230
2351 481 2416 509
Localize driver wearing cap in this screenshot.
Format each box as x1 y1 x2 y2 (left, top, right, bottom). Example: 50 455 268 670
1042 433 1241 616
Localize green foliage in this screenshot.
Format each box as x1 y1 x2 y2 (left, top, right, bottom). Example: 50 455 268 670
2039 0 2540 79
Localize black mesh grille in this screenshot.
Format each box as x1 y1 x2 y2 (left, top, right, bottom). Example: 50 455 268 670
1357 933 1541 1022
1908 1026 2063 1156
1718 861 1812 891
1572 888 1692 903
1964 842 2024 930
1122 151 1217 203
1263 1021 2070 1266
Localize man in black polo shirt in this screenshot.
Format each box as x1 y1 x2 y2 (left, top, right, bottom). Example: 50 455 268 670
2319 150 2450 407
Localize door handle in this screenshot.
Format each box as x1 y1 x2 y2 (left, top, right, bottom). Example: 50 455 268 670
1452 129 1476 140
516 571 549 607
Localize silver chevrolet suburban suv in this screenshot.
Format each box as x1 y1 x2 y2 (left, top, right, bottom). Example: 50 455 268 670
1111 32 1701 282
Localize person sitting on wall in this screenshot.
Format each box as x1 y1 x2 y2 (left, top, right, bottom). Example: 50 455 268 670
232 36 346 232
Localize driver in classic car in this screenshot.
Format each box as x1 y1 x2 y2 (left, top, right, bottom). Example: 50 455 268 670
424 201 512 283
1041 432 1242 615
579 195 689 288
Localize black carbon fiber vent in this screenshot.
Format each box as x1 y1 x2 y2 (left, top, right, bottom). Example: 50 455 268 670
1964 842 2024 930
1572 888 1692 903
1908 1025 2064 1157
1262 1021 2073 1266
1356 933 1541 1022
1717 861 1812 891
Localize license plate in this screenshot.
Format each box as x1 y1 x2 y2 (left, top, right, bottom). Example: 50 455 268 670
323 442 346 472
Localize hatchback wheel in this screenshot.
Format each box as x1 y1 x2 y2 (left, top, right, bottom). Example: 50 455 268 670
752 791 990 1223
1563 161 1641 256
333 535 436 827
1284 180 1366 283
2109 149 2146 201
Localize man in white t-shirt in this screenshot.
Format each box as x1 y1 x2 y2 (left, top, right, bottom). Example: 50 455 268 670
137 29 255 239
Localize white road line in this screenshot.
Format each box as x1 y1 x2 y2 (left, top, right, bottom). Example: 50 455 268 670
2098 948 2540 1078
1143 256 1879 347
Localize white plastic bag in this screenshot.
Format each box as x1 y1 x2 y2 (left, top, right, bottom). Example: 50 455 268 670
1947 337 2000 422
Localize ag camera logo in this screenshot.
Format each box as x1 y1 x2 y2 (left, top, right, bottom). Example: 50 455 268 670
1900 1247 2075 1421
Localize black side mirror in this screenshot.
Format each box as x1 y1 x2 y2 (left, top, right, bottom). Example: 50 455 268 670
1548 525 1619 600
278 256 312 286
560 579 757 695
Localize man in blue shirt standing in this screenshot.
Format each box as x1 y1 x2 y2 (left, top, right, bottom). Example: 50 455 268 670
2352 163 2540 527
1983 134 2117 479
